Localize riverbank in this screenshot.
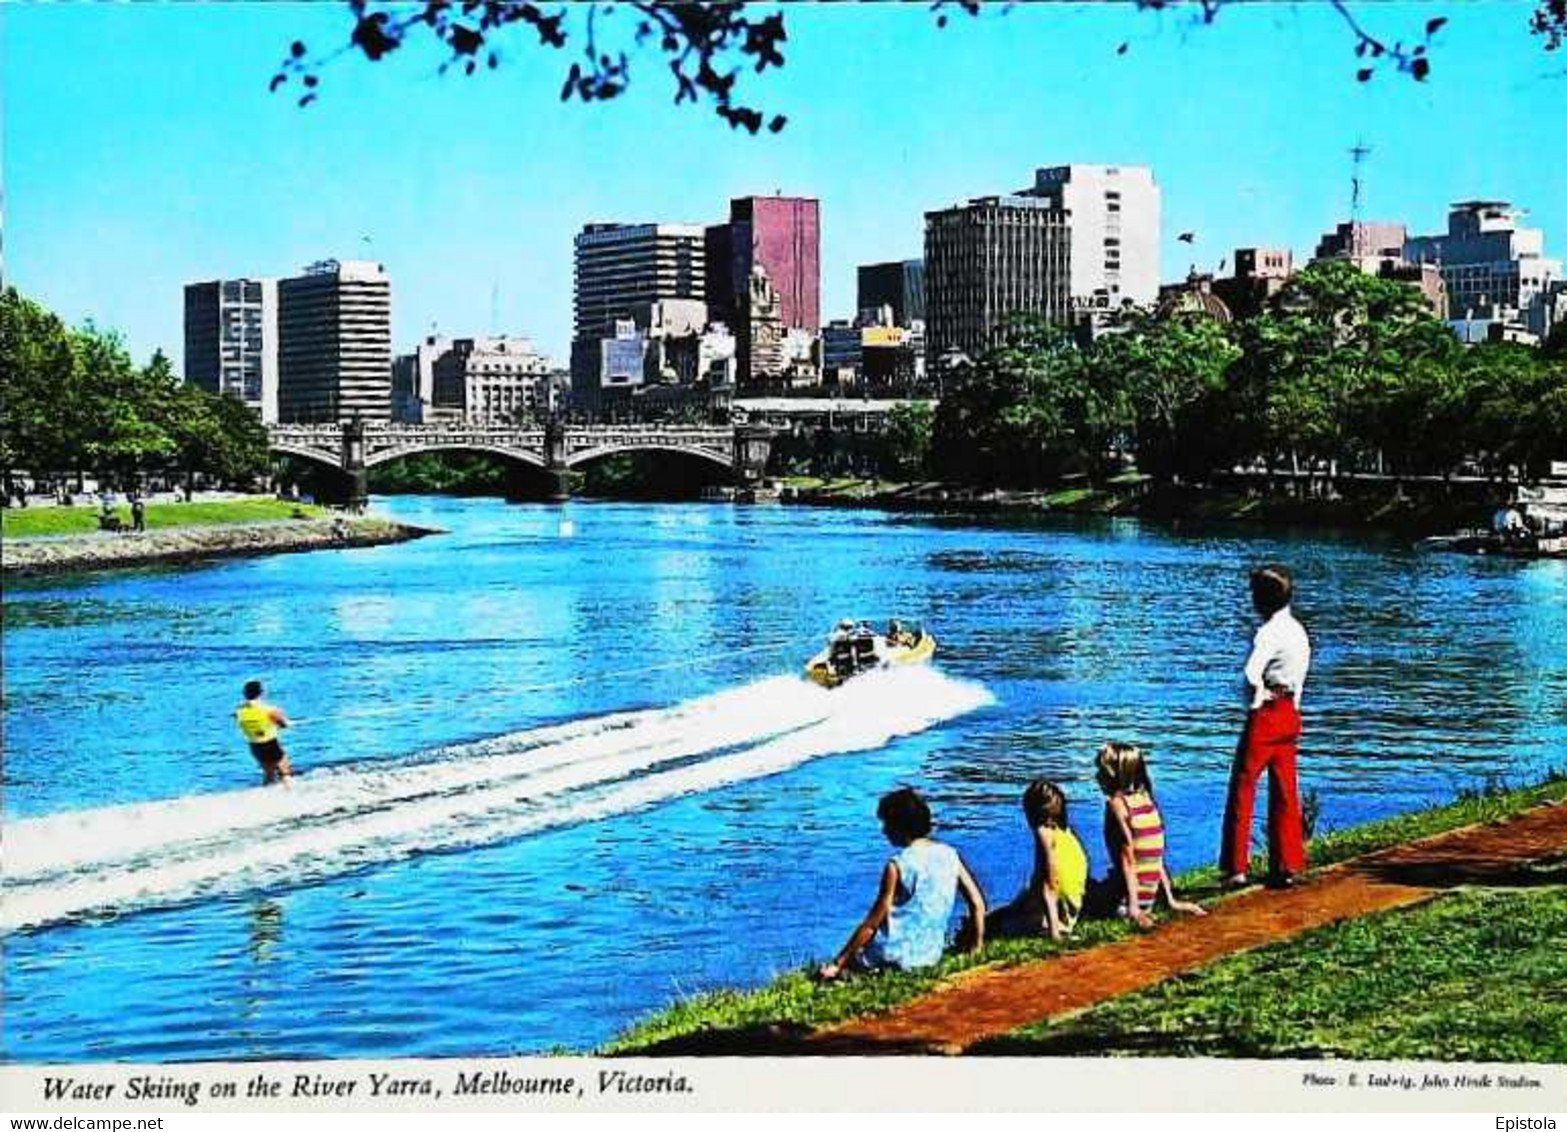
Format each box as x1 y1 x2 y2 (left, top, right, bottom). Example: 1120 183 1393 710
2 511 440 576
781 476 1499 535
1 497 328 539
608 775 1567 1058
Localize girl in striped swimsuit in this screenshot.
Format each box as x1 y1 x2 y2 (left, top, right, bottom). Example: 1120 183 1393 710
1095 742 1206 929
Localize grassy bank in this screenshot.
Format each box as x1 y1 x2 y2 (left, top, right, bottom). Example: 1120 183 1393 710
607 776 1567 1054
976 883 1567 1061
781 475 1496 535
1 498 327 539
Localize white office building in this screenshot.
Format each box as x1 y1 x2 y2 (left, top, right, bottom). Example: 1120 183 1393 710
1026 163 1162 309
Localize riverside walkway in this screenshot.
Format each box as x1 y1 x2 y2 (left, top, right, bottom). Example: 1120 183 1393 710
819 799 1567 1053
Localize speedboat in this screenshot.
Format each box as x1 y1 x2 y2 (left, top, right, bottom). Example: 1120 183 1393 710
805 622 938 688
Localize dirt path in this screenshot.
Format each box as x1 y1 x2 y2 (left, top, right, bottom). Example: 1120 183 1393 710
820 800 1567 1053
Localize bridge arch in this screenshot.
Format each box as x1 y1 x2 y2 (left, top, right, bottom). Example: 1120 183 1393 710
363 443 546 471
268 442 345 472
564 442 734 473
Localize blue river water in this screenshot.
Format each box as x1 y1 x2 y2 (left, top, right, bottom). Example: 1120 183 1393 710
3 496 1564 1061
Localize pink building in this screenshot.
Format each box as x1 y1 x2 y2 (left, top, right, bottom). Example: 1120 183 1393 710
707 195 821 331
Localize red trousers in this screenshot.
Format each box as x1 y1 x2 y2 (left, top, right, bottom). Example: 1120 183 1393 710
1219 694 1306 877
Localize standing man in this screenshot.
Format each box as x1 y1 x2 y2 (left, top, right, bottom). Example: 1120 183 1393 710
1219 565 1311 888
236 680 294 786
130 493 147 532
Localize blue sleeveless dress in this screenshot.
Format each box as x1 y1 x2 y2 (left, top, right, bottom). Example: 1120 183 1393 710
866 839 961 970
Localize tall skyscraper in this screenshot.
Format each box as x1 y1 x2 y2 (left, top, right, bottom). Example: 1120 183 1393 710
1025 164 1161 308
924 195 1070 364
183 278 279 422
705 195 820 388
277 259 392 423
857 259 925 325
570 222 706 397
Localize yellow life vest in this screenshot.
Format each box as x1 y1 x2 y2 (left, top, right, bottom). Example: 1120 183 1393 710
236 701 279 744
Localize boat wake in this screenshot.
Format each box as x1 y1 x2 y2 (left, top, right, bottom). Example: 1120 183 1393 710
2 667 992 933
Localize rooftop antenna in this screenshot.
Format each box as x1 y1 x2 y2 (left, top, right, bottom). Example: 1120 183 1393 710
1349 139 1372 222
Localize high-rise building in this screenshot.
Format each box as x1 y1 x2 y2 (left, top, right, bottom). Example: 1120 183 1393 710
1406 201 1562 333
277 260 392 423
706 196 821 332
1025 164 1161 308
570 222 706 399
183 278 279 422
857 259 925 326
924 195 1071 364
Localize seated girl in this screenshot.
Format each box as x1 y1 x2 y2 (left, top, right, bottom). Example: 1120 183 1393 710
1093 742 1206 929
987 779 1089 941
818 787 988 980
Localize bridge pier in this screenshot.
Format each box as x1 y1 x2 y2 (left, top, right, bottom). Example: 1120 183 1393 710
732 425 774 500
315 419 369 510
543 419 571 502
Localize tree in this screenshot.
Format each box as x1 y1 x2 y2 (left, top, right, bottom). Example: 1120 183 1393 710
275 2 1564 129
1087 309 1240 482
2 287 272 492
70 324 177 483
881 401 934 481
0 288 78 489
931 318 1116 487
1461 344 1564 479
1228 260 1453 489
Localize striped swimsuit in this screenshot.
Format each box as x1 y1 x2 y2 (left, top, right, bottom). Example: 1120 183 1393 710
1119 790 1167 912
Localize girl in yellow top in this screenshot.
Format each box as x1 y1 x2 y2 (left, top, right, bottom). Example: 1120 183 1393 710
989 779 1089 941
1095 742 1205 929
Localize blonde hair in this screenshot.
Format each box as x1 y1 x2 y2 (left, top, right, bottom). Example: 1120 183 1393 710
1095 741 1153 797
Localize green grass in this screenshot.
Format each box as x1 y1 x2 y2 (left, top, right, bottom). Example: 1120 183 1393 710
976 883 1567 1062
606 775 1567 1053
1040 487 1104 508
2 499 328 539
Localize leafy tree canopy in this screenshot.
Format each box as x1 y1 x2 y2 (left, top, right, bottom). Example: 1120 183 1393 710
274 2 1567 130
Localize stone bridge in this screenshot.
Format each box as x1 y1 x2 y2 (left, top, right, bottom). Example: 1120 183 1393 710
268 421 774 505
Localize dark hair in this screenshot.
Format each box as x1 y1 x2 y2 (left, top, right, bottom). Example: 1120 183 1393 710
876 787 933 844
1022 779 1068 829
1094 741 1153 797
243 680 264 700
1250 564 1294 616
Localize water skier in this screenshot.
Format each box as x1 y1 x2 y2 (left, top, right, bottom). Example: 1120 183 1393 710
236 679 294 786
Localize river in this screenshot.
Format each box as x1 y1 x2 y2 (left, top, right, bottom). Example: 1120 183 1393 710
3 496 1563 1060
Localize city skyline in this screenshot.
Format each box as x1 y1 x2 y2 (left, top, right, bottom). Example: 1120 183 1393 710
8 3 1565 369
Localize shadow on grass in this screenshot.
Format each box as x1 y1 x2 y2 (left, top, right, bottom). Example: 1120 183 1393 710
966 1028 1338 1059
1352 853 1567 890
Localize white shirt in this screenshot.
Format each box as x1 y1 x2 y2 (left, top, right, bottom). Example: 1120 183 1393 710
1244 606 1311 710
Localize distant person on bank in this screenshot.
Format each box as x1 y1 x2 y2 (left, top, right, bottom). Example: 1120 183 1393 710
1219 565 1312 889
818 787 987 980
236 680 294 786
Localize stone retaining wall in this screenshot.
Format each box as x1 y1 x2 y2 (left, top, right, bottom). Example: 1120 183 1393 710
2 518 439 577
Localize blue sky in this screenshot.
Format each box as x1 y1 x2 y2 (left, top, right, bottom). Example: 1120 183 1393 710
6 2 1565 367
